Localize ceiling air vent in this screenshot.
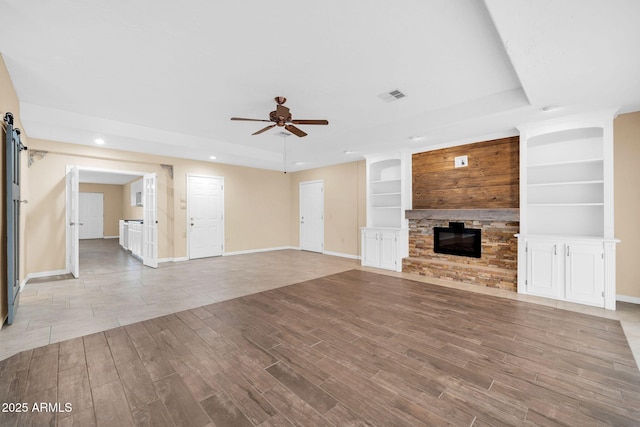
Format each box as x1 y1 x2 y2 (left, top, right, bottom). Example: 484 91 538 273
378 89 407 103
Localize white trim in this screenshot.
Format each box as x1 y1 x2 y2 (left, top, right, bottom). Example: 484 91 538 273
224 246 298 256
158 257 189 263
617 294 640 304
104 236 118 239
19 278 28 292
322 250 360 260
76 165 148 177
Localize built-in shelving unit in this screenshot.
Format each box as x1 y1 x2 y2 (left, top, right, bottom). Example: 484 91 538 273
368 159 403 228
524 127 606 236
517 110 619 309
361 153 411 272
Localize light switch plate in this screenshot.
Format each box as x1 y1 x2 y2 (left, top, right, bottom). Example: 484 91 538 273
454 155 468 168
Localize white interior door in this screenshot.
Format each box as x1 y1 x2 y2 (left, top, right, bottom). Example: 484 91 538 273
188 175 224 259
300 180 324 253
142 173 158 268
79 192 104 239
66 166 80 278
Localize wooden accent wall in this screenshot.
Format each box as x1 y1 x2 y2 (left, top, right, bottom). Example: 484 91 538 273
412 136 519 209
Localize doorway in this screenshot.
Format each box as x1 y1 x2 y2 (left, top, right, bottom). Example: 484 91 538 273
187 175 224 259
299 180 324 253
66 167 157 277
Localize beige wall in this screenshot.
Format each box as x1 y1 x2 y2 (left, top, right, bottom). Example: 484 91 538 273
79 183 124 237
614 111 640 299
289 161 366 257
172 159 291 255
25 139 165 273
24 138 292 273
122 179 144 220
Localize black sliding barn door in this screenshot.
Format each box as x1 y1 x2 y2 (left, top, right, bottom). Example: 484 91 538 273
4 112 26 325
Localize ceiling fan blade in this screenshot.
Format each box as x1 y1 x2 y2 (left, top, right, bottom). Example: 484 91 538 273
231 117 272 122
252 124 276 135
290 119 329 125
285 124 307 137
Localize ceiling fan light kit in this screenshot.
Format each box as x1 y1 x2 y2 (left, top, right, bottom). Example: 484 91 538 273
231 97 328 137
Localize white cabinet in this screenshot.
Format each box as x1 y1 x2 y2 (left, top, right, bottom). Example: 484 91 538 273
127 221 143 258
118 220 128 249
517 110 619 309
523 237 608 307
526 239 560 299
564 242 606 307
361 152 411 272
361 228 405 271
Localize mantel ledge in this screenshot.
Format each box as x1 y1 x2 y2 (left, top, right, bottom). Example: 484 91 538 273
405 208 519 222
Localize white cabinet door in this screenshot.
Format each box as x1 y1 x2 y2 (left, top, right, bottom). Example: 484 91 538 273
526 240 560 299
119 220 124 247
362 230 380 267
565 242 605 307
379 231 398 271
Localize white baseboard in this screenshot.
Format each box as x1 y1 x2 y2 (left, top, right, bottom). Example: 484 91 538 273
158 257 189 263
224 246 298 256
26 269 68 281
323 250 360 260
617 294 640 304
23 269 70 287
19 278 28 292
104 236 119 239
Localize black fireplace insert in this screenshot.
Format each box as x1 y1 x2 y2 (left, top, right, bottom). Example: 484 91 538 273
434 222 481 258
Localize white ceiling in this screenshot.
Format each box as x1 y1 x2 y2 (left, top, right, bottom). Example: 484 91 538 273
1 0 639 172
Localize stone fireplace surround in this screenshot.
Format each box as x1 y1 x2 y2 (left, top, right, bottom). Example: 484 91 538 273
403 209 519 291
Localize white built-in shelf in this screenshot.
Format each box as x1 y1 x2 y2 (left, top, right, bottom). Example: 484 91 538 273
528 203 604 207
372 192 401 196
517 111 617 310
371 178 401 184
527 158 603 168
527 180 603 187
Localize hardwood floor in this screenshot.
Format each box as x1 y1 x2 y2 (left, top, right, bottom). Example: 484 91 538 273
1 269 639 426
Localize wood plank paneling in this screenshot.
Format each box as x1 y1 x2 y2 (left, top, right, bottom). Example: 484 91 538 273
412 136 519 209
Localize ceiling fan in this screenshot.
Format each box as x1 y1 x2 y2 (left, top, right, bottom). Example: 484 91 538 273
231 96 328 137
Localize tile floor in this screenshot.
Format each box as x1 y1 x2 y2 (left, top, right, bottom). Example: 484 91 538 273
1 238 639 369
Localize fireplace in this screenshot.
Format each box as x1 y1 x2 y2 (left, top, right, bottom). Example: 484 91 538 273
434 222 481 258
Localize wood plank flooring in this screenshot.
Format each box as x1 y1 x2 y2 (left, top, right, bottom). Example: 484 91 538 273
1 269 639 426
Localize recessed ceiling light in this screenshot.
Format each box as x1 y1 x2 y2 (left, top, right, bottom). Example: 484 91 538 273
409 136 424 142
209 155 217 160
94 138 105 145
344 150 355 154
293 161 305 165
